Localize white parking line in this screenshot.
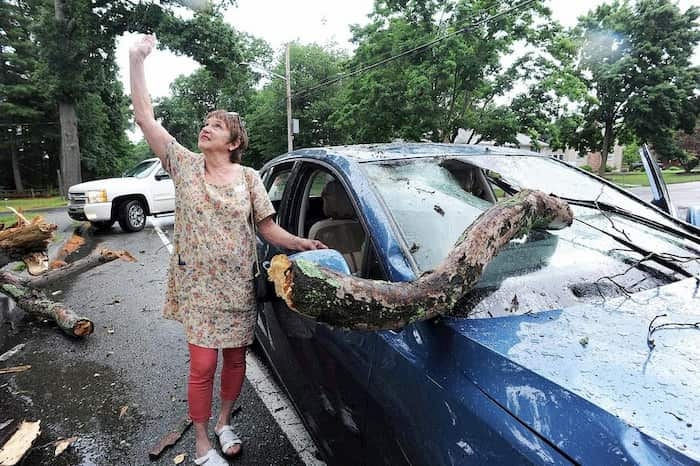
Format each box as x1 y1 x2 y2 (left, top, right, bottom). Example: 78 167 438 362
149 218 323 465
246 352 325 465
150 218 173 254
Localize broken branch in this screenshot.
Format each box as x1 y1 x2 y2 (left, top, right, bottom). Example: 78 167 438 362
0 272 93 337
269 190 573 330
27 249 136 288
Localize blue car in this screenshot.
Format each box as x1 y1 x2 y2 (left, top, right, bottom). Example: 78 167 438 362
254 143 700 465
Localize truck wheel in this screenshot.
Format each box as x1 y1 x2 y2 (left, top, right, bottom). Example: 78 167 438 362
90 220 114 231
118 199 146 232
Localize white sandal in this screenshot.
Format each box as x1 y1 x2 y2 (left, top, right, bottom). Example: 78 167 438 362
194 448 228 465
215 425 242 457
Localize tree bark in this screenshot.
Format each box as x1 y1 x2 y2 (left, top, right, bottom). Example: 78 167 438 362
598 119 613 176
10 141 24 194
0 216 56 268
58 101 81 196
268 190 573 331
0 271 93 337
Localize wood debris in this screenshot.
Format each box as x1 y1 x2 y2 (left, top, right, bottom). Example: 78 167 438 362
0 345 25 363
148 417 192 460
53 436 78 457
0 366 31 375
0 420 41 466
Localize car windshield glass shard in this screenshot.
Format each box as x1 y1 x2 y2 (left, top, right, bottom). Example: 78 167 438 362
455 155 677 229
362 160 492 271
124 160 156 178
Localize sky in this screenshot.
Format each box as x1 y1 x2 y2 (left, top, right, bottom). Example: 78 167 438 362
115 0 700 105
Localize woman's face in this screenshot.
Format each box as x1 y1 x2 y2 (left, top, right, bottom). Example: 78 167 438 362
198 117 239 154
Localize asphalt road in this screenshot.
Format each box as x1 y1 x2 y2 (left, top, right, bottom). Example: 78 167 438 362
0 211 318 466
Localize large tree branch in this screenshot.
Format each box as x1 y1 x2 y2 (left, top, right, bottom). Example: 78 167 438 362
27 249 136 288
269 190 573 331
0 272 94 337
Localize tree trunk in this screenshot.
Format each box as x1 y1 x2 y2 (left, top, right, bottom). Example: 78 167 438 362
10 141 24 194
598 119 613 176
269 190 573 331
58 101 81 196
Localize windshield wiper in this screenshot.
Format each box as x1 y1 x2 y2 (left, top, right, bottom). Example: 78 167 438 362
559 197 699 243
559 198 695 278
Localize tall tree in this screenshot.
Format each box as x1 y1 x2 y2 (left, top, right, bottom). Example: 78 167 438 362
330 0 554 145
0 0 59 193
245 42 348 167
573 0 700 175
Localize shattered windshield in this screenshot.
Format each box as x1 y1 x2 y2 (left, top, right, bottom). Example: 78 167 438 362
362 156 700 317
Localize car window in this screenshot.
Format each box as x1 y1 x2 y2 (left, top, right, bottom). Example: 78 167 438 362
267 170 291 202
362 160 493 271
296 167 383 279
124 160 156 178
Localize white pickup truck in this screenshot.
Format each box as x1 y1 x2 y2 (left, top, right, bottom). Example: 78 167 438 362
67 158 175 232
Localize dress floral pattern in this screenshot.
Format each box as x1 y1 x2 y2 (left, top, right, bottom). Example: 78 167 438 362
162 140 275 348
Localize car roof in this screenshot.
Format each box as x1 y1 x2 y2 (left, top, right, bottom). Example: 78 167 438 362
264 142 548 166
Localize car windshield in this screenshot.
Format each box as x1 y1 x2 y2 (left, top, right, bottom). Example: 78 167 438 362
124 160 156 178
362 156 700 317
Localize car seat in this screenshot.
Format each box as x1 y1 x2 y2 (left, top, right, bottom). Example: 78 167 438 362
308 180 365 274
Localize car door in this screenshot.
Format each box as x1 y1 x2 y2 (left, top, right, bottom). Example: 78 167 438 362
257 161 375 465
150 167 175 213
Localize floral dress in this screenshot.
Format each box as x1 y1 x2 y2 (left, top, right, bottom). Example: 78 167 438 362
161 140 275 348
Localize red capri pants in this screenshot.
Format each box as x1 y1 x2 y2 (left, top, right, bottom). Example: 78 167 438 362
187 343 246 423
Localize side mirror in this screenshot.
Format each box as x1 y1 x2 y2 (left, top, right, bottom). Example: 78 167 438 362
288 249 352 275
155 171 170 181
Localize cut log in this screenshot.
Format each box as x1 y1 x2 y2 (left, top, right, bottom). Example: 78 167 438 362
268 190 573 330
0 216 56 269
0 272 93 337
0 420 41 466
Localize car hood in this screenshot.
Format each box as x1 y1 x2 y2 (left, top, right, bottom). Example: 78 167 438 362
443 277 700 464
68 178 142 192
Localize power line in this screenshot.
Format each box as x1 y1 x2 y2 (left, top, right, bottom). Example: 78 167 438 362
250 0 539 123
292 0 538 100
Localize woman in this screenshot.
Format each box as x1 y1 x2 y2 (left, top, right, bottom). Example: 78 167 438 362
129 35 325 466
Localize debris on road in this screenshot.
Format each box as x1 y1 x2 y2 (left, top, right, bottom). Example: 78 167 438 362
148 417 192 460
0 345 25 363
0 366 31 375
0 420 41 466
53 436 78 457
119 405 129 419
173 452 187 464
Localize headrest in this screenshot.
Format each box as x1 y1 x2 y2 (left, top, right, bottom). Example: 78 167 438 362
321 180 356 219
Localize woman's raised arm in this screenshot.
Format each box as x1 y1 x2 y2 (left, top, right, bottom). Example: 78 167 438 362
129 35 173 162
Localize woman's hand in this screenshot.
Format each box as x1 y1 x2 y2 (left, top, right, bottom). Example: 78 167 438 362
130 34 156 61
296 238 328 251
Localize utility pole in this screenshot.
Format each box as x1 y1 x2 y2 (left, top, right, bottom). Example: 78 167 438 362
285 43 293 153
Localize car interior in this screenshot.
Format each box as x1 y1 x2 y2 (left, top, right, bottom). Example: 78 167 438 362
298 170 368 276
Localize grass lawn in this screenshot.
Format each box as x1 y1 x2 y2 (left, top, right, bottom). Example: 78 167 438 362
0 196 66 212
604 171 700 187
0 212 41 228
